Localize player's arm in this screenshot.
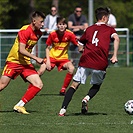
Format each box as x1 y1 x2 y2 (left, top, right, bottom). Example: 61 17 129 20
45 45 51 70
110 33 120 64
68 21 83 32
78 41 84 53
19 42 43 64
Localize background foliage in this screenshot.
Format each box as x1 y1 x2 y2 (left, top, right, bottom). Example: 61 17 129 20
0 0 133 30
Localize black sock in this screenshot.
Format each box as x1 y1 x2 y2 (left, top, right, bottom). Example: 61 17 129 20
61 87 76 109
87 84 101 99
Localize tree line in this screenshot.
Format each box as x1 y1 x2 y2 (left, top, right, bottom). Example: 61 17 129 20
0 0 133 31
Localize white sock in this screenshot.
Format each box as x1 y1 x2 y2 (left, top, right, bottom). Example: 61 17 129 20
82 95 90 103
15 100 25 107
59 108 66 115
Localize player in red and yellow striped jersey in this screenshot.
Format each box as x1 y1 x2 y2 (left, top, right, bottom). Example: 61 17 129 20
38 17 79 95
0 11 45 114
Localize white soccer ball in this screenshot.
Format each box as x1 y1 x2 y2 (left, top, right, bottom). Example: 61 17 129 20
124 100 133 115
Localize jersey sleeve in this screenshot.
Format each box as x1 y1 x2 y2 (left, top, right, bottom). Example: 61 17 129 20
70 33 78 45
110 28 117 42
46 33 53 46
111 28 117 37
18 29 30 44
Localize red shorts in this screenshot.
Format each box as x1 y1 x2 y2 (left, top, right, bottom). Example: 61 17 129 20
44 57 71 71
2 62 37 80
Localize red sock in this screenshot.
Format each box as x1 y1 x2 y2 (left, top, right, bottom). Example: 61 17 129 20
62 73 73 89
21 84 41 103
27 84 33 90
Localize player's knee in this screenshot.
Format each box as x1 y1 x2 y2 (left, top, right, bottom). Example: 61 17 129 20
71 81 80 90
34 82 43 89
39 82 43 89
0 84 6 91
0 80 8 91
68 65 75 74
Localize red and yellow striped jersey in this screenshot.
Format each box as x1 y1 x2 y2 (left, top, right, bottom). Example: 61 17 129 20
6 24 42 65
46 29 78 60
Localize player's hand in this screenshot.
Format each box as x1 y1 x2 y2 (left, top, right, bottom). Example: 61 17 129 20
78 45 84 53
36 57 44 64
46 60 51 70
110 56 118 64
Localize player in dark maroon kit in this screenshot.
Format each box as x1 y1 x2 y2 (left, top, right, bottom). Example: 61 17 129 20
58 7 120 116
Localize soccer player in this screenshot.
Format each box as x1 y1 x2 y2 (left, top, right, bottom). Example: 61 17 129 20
0 11 45 114
59 7 120 116
38 16 79 95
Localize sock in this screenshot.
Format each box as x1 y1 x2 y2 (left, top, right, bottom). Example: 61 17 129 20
27 84 32 90
15 100 25 107
61 73 73 89
61 87 76 109
82 95 90 102
87 84 101 99
21 84 41 104
15 84 33 106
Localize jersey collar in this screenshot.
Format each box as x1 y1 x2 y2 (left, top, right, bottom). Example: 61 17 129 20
95 22 106 25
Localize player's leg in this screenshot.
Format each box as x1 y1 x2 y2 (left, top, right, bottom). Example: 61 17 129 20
14 74 43 114
81 84 101 114
15 63 46 114
22 74 43 102
0 62 18 91
81 69 106 114
14 65 43 114
59 67 87 116
60 61 75 95
0 76 11 91
59 81 80 116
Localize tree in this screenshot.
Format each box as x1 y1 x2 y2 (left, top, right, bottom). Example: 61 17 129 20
0 0 15 29
0 0 133 30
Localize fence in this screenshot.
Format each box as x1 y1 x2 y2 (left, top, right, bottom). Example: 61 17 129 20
0 28 130 68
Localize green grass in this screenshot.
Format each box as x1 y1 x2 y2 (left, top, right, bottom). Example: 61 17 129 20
0 67 133 133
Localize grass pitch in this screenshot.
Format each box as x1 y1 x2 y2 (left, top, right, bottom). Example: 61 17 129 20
0 67 133 133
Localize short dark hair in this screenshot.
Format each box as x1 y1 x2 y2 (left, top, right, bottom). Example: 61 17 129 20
31 11 45 19
75 5 82 9
95 7 109 21
57 17 67 24
106 7 111 14
51 5 57 9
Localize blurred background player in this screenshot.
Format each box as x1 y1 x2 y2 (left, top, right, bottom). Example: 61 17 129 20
59 7 120 116
44 5 59 34
68 5 88 67
107 7 117 28
38 17 79 95
0 11 45 114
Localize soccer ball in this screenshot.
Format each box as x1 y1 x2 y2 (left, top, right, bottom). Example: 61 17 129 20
124 100 133 115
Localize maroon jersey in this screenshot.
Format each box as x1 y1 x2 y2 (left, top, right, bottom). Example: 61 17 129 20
79 23 117 70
